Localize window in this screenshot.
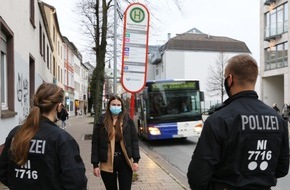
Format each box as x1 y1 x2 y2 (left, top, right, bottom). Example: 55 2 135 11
69 72 74 87
50 53 52 74
58 41 60 55
58 65 60 81
43 33 45 61
270 9 277 36
47 45 49 69
74 81 80 92
0 17 16 117
53 56 56 77
1 51 7 108
284 3 288 32
265 3 288 38
39 23 42 55
264 41 288 70
29 55 35 107
60 68 63 83
277 6 283 34
64 44 67 60
30 0 35 27
53 26 56 42
75 65 80 75
284 42 288 66
64 68 67 85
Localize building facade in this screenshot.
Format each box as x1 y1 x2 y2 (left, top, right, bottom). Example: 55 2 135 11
0 0 54 144
42 2 64 89
0 0 90 145
260 0 289 110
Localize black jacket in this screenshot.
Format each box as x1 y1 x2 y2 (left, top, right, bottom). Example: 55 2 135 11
57 108 69 121
91 113 140 168
0 117 87 190
187 91 289 190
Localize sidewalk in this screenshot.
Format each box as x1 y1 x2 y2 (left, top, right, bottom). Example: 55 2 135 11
1 115 186 190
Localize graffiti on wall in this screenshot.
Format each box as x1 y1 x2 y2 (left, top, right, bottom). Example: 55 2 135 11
17 73 29 123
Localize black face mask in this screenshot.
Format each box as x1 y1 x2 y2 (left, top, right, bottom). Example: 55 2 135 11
224 76 231 97
54 105 60 123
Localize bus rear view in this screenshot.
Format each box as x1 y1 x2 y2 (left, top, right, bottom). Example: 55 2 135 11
135 79 204 140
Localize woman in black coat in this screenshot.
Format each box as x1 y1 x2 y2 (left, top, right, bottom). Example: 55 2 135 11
91 95 140 190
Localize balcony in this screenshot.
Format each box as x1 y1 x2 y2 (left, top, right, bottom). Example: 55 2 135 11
150 51 162 65
264 26 282 41
264 34 282 42
264 0 276 5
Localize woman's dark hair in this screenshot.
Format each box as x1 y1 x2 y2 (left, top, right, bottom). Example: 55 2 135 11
11 83 64 166
104 95 126 141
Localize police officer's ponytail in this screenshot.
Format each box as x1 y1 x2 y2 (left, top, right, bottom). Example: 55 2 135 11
10 83 64 166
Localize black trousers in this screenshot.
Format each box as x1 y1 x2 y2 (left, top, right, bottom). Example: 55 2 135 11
211 183 271 190
101 154 133 190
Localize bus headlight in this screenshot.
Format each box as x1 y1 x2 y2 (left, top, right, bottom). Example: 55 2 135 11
194 122 203 133
148 127 161 135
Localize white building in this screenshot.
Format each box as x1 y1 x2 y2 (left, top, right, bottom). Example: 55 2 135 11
42 2 64 89
63 37 88 116
0 0 54 144
149 28 251 107
0 1 90 146
260 0 289 110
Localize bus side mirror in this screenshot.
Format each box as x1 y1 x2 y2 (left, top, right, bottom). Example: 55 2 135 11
200 91 204 101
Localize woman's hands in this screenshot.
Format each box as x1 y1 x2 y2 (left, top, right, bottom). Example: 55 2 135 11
132 163 139 172
93 167 100 177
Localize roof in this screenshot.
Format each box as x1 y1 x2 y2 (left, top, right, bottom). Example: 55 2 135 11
38 2 54 51
161 33 251 53
41 2 63 43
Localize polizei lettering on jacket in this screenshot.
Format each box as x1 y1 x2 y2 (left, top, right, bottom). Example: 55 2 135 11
29 139 46 154
241 115 279 131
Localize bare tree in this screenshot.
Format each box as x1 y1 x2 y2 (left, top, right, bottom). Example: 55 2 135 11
77 0 183 124
206 52 228 103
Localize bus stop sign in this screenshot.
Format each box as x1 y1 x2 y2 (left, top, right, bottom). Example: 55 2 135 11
121 3 150 93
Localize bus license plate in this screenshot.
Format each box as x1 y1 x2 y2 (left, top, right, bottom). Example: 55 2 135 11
172 134 184 138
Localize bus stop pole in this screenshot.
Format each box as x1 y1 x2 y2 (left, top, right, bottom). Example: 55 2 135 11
113 0 117 94
130 93 135 119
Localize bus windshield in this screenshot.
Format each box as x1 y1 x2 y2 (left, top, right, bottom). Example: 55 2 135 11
148 89 201 119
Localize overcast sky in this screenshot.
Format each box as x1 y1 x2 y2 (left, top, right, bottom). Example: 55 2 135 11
42 0 260 63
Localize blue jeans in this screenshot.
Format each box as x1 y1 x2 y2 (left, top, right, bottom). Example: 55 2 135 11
61 120 66 129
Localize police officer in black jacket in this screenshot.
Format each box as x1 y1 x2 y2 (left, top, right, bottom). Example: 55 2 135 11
0 83 87 190
187 54 289 190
